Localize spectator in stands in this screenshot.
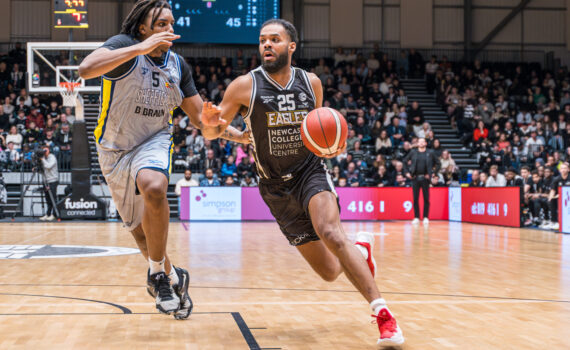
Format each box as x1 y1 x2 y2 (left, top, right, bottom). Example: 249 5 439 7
201 149 221 174
395 174 409 187
55 123 72 164
372 165 389 187
346 129 360 151
175 169 198 196
525 130 544 155
505 167 524 187
4 141 20 170
11 64 25 91
353 116 372 144
469 170 481 186
224 176 237 186
473 120 488 145
375 129 392 155
416 122 431 139
221 155 237 179
527 170 545 224
544 162 570 230
6 125 22 151
439 150 458 177
387 117 406 147
408 101 424 132
3 97 14 116
172 145 188 170
200 168 221 187
486 165 506 187
0 105 9 132
425 56 438 94
240 173 257 187
408 48 423 78
476 97 494 125
345 162 362 187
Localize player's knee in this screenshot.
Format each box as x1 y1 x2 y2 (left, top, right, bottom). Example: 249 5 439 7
140 180 167 202
318 267 341 282
318 226 347 254
318 262 342 282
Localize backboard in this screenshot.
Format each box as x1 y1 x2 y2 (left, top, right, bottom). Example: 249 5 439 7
27 41 103 94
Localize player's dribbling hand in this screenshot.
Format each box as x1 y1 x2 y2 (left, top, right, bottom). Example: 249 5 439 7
137 32 181 55
201 102 226 127
239 130 251 144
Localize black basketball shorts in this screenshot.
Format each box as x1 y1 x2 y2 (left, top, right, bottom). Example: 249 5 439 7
258 163 339 246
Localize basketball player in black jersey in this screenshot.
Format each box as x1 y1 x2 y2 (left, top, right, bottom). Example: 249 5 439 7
201 19 404 346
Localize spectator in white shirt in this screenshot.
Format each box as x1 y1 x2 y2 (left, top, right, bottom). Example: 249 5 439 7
175 169 199 196
524 131 545 155
486 165 506 187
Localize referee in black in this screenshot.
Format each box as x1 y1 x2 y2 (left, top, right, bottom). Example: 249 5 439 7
403 138 440 225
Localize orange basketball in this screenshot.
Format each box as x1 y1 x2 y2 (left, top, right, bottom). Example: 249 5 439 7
301 107 348 156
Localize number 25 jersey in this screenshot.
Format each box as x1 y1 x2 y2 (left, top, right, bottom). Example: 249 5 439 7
244 66 320 180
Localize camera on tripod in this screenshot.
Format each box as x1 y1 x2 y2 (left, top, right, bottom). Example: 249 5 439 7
32 148 47 165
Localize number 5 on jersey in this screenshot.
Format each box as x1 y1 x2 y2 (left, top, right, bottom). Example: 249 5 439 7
152 72 159 87
277 94 295 111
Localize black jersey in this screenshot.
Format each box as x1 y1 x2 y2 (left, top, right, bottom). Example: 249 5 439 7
551 175 570 194
245 66 321 180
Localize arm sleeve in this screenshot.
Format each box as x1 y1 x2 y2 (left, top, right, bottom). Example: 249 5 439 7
178 55 198 98
99 34 138 78
402 151 412 175
42 154 57 170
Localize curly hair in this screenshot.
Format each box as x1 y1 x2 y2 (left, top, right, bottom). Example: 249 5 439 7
120 0 171 38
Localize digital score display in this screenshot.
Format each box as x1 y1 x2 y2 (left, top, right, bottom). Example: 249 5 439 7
54 0 88 29
170 0 280 44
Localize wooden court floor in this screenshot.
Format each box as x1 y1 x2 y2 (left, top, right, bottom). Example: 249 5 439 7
0 220 569 349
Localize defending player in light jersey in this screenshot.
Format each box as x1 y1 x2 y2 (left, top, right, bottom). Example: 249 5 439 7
200 19 404 346
78 0 249 318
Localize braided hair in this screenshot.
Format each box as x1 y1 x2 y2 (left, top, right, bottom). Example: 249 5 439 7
120 0 171 39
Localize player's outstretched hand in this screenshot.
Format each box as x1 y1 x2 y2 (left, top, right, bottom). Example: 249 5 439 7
136 32 180 55
321 141 346 159
201 102 226 127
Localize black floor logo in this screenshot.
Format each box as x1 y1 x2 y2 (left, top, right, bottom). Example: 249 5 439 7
0 245 140 259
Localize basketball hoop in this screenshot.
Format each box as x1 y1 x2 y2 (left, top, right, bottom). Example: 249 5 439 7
58 82 81 107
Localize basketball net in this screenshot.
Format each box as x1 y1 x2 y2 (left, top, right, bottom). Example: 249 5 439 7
58 82 84 121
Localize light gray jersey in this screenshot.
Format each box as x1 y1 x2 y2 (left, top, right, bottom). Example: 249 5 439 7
94 50 184 152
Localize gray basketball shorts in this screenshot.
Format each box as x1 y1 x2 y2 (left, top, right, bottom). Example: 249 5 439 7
97 131 173 230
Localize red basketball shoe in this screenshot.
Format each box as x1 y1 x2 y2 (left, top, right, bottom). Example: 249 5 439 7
374 307 404 347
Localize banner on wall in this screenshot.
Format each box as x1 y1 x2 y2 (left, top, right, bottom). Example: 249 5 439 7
180 187 449 221
560 187 570 233
180 187 242 221
448 187 462 222
335 187 448 221
460 187 520 227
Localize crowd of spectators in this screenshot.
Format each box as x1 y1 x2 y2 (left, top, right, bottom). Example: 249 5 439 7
3 41 570 230
0 44 74 171
434 55 570 229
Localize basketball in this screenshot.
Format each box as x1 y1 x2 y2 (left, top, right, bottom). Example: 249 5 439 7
301 107 348 156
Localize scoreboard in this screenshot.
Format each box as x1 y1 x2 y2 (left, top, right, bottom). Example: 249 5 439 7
171 0 280 44
54 0 88 29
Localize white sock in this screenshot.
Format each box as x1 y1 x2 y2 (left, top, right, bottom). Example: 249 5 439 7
167 264 179 286
355 244 369 260
149 257 165 275
371 298 387 315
